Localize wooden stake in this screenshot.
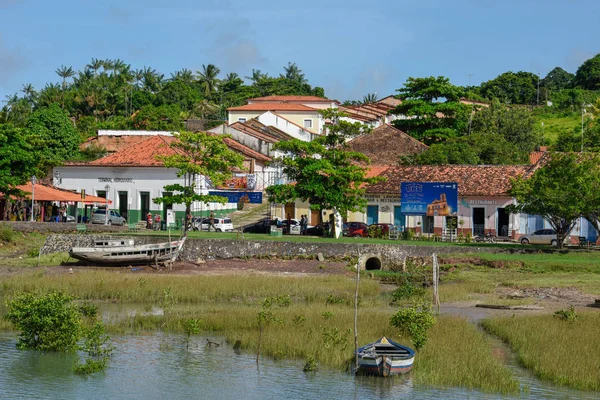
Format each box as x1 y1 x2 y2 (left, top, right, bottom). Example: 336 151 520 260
354 245 360 373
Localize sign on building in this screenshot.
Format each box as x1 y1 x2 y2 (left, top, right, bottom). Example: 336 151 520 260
400 182 458 216
208 191 263 204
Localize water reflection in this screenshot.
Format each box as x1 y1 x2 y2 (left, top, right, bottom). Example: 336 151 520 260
0 333 597 400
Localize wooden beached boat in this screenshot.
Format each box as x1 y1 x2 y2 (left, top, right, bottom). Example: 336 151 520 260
69 238 186 266
356 337 415 376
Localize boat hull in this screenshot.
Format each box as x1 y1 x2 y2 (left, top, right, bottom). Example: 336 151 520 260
356 337 415 377
69 240 184 266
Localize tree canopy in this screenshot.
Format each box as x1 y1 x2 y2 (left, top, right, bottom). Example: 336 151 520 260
25 103 82 173
0 124 37 197
391 76 470 145
479 71 539 105
541 67 574 92
153 131 244 234
266 109 384 236
507 152 600 248
574 53 600 90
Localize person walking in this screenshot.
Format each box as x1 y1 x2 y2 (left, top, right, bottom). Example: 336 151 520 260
208 211 215 232
147 212 153 229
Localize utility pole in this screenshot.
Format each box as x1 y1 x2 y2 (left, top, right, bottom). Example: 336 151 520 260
467 73 474 134
581 103 585 152
537 73 540 106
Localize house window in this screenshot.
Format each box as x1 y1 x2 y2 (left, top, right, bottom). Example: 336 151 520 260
238 118 246 123
303 119 313 129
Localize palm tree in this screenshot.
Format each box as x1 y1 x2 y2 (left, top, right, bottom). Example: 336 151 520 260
55 65 75 109
362 93 378 104
282 62 307 84
87 58 103 77
21 83 36 103
193 99 218 120
245 69 267 84
171 68 194 84
222 72 243 92
196 64 221 97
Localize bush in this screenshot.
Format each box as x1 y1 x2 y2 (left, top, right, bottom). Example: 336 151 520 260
0 225 15 243
391 282 427 303
390 303 436 350
5 291 82 351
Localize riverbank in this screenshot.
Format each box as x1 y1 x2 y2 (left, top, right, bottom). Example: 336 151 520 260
1 230 600 394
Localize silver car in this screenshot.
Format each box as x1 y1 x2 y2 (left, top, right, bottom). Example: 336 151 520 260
520 229 557 245
91 209 126 226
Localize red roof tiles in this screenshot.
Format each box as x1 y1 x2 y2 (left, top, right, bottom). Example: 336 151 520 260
367 165 530 197
88 135 178 167
249 95 334 103
345 124 428 165
227 103 318 112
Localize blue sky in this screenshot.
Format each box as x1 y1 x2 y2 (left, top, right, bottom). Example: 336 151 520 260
0 0 598 102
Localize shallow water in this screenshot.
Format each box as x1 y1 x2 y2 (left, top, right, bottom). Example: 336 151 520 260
0 333 597 400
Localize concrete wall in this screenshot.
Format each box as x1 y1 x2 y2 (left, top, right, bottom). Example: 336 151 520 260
39 234 518 271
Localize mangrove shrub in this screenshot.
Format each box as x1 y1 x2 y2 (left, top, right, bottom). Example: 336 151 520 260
5 291 82 351
390 303 436 350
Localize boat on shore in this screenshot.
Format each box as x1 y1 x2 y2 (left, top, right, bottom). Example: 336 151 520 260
69 238 186 266
356 337 415 376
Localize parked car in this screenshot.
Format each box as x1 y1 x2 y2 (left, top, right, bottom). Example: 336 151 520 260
90 208 126 226
305 223 327 236
520 229 557 245
243 219 276 234
191 217 234 232
343 222 369 237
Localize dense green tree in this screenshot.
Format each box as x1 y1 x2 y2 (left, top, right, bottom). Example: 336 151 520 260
155 80 200 111
507 152 600 248
0 124 37 196
131 104 183 131
391 76 470 144
410 133 526 165
541 67 574 92
153 131 244 234
574 53 600 90
480 71 539 105
25 104 82 172
470 100 539 153
267 109 384 237
221 73 244 92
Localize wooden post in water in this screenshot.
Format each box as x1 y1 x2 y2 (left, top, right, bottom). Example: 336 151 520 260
354 246 361 373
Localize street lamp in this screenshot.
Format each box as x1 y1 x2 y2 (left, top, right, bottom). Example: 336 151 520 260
30 176 37 222
104 184 110 225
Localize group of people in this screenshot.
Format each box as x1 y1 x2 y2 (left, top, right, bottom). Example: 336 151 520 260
146 212 161 230
299 215 309 235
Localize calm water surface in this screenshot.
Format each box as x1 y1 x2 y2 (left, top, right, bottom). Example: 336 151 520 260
0 333 597 400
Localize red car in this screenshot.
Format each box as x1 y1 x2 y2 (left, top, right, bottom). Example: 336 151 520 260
343 222 369 237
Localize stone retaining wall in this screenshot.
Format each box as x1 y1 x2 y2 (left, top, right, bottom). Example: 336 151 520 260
40 234 508 270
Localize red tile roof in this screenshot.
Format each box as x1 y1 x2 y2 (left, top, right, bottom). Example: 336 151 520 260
227 103 318 112
345 124 428 165
75 134 270 168
88 135 178 167
249 95 334 103
366 165 530 197
222 137 271 163
80 135 150 153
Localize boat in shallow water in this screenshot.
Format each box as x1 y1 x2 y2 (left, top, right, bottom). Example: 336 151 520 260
356 337 415 376
69 238 185 266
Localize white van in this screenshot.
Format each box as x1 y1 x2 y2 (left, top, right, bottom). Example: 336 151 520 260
191 217 234 232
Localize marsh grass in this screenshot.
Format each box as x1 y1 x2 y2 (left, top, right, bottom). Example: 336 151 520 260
482 313 600 391
415 316 520 394
0 271 519 393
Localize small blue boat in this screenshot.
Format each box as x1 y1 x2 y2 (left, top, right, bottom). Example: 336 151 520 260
356 337 415 376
